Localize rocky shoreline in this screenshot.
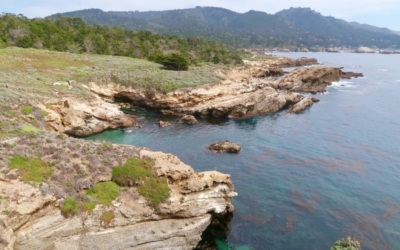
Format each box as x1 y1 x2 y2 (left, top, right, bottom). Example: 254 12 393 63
0 54 363 250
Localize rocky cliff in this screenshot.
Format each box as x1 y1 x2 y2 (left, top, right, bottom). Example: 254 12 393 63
0 135 236 250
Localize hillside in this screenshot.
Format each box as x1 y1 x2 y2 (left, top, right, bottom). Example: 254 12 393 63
51 6 400 49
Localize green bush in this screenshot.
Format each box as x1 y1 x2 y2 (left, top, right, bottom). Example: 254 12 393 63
61 197 79 217
21 106 33 115
150 52 190 71
138 177 170 211
111 157 170 211
87 182 120 206
80 201 97 213
9 155 53 182
331 236 361 250
100 210 115 227
111 158 152 186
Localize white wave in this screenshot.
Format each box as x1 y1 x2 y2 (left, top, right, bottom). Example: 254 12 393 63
396 80 400 83
376 69 389 72
330 81 355 89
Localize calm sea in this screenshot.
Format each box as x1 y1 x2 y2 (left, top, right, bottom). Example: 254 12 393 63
87 52 400 250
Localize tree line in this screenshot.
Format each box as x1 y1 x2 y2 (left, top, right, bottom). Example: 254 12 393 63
0 13 243 67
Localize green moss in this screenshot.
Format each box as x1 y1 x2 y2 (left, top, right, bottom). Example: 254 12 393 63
61 197 79 218
111 158 152 186
80 201 97 213
9 155 53 182
138 177 170 211
21 106 33 115
111 157 170 211
21 125 39 133
87 182 120 206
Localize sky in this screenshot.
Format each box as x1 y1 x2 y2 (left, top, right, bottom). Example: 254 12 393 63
1 0 400 31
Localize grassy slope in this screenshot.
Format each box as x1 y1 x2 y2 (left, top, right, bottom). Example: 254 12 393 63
0 47 223 138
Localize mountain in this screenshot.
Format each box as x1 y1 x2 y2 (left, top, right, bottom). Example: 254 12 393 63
50 7 400 48
348 21 400 36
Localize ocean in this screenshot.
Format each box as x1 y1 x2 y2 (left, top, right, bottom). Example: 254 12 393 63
87 52 400 250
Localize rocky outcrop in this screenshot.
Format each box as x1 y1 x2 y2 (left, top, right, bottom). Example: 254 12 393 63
288 96 314 114
39 98 137 137
277 66 341 94
180 115 198 124
0 145 236 250
158 121 171 128
340 71 364 79
208 141 241 154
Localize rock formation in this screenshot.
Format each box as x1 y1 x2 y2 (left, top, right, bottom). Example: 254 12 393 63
340 71 364 79
39 98 138 137
158 121 171 128
277 66 341 94
288 96 314 114
0 143 236 250
208 141 241 154
180 115 198 124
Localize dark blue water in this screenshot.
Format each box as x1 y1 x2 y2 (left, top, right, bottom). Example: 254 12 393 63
87 53 400 250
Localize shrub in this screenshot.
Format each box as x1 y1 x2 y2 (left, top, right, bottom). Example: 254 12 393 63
87 182 120 206
61 197 78 217
138 177 170 211
21 106 33 115
9 155 53 182
111 158 152 186
111 157 170 211
100 210 115 227
331 236 361 250
80 201 97 213
150 52 190 71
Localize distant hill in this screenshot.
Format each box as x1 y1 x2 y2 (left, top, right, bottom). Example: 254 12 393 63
50 7 400 48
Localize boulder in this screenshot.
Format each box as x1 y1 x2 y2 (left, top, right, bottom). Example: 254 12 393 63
277 66 341 93
288 96 314 114
180 115 198 124
208 141 241 154
159 121 171 128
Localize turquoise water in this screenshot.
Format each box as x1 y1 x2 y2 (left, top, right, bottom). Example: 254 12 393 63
87 53 400 249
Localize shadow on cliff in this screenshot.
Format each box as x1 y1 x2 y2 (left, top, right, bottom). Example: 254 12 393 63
194 213 234 250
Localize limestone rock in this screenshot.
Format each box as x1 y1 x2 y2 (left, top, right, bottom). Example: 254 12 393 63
340 71 364 79
208 141 241 154
40 98 138 137
180 115 198 124
288 96 314 114
158 121 171 128
277 66 341 94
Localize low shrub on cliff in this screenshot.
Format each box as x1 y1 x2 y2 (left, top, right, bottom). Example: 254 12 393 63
111 157 170 211
61 197 79 217
331 236 361 250
87 181 120 206
9 155 53 182
138 177 170 211
100 210 115 227
111 158 152 186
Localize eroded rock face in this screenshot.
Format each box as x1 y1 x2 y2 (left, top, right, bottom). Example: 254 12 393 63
158 121 171 128
39 98 137 137
208 141 241 154
277 66 341 94
1 147 236 250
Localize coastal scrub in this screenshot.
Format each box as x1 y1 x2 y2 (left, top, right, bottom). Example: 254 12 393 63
9 155 53 182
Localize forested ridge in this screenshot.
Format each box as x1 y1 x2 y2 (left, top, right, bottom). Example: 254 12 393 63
0 13 243 65
52 7 400 49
